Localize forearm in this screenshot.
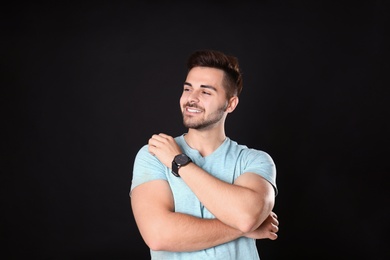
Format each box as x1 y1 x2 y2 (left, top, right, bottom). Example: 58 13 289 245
143 133 275 243
131 181 244 252
179 163 274 232
145 211 243 252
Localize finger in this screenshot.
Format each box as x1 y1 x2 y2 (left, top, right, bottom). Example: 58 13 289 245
148 138 157 147
272 217 279 226
148 138 161 152
151 133 170 140
150 134 163 141
151 134 171 144
149 135 166 146
272 223 279 233
269 232 278 240
158 133 170 138
158 133 176 143
148 142 156 154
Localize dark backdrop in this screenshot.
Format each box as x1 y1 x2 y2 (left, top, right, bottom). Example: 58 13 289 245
2 1 389 259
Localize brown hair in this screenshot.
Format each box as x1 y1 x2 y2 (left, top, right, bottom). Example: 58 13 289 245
186 50 243 99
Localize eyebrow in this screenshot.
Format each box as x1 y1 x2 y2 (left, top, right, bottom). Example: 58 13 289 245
184 82 217 92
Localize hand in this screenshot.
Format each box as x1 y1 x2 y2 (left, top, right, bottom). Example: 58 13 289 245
148 133 183 168
244 212 279 240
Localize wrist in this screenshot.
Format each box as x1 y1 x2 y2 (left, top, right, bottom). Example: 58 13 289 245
171 153 192 177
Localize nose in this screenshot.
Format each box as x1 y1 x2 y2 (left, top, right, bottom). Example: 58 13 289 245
188 90 200 104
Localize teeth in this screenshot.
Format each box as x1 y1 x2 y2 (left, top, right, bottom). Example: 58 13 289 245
188 108 201 113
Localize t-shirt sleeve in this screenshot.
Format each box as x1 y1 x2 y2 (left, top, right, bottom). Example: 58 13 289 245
130 144 168 196
242 149 278 196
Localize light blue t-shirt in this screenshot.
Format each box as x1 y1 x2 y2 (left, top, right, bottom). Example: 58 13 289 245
130 135 277 260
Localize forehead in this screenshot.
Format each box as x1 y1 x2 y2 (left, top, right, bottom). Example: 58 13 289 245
186 67 225 88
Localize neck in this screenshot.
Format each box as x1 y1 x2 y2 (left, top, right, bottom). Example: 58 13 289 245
184 126 226 157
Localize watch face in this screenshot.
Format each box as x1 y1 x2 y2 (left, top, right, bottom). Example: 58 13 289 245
175 154 189 165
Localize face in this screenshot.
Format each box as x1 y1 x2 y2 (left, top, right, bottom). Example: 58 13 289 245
180 67 235 130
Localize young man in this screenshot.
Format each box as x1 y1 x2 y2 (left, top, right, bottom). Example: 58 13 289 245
130 50 279 259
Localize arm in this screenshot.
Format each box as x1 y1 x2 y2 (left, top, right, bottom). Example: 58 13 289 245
131 180 279 252
130 179 244 252
148 133 276 233
179 164 275 233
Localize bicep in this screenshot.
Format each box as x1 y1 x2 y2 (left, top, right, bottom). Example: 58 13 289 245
130 180 174 239
234 173 275 206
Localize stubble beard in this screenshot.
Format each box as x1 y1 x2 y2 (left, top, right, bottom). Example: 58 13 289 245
182 103 227 130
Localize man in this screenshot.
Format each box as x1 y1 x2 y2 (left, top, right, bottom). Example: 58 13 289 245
130 50 279 259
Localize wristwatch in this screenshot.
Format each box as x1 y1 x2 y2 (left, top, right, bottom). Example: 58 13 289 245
171 153 192 177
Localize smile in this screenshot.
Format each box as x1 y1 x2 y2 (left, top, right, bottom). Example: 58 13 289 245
186 107 202 113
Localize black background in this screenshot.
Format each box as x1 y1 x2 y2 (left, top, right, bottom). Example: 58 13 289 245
2 1 389 259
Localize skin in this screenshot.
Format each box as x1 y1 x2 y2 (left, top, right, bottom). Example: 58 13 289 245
131 67 278 252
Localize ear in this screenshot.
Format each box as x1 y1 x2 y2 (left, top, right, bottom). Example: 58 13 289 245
226 96 239 113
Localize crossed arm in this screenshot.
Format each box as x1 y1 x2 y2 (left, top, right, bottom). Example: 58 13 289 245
130 134 279 252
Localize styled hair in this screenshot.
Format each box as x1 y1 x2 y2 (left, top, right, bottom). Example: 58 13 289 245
186 50 243 99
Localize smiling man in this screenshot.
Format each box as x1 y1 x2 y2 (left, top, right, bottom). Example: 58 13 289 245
130 50 279 259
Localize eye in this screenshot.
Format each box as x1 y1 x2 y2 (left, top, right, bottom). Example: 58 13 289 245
202 91 211 95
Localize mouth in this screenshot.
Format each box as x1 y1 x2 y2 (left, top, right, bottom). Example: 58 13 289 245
186 107 202 113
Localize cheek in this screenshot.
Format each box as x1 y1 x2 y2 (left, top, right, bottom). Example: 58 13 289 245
179 95 186 107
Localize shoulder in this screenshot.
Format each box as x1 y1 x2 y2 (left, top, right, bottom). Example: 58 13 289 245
226 138 273 158
245 148 274 162
174 134 185 145
134 144 162 168
135 144 150 159
226 140 276 171
134 134 184 161
228 141 277 194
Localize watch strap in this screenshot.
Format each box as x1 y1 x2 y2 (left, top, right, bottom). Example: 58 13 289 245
172 161 180 177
